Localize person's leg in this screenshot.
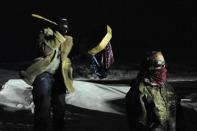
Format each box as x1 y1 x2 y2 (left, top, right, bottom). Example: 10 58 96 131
52 92 66 131
51 73 66 131
32 72 54 131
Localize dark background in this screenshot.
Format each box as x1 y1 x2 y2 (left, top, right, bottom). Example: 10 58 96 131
0 0 196 66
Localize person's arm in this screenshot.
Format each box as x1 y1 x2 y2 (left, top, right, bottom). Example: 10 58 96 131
126 82 150 131
38 28 66 57
37 28 54 57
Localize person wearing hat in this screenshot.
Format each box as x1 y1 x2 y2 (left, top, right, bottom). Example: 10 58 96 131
125 51 177 131
20 17 74 131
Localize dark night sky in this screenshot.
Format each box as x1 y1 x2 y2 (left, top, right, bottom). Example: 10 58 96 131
0 0 196 65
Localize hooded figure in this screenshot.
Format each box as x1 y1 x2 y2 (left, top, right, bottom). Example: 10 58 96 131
125 51 177 131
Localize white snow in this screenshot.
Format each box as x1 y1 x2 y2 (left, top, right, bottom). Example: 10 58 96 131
0 79 130 115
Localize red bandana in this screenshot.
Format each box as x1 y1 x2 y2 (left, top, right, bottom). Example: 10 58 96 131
148 68 167 86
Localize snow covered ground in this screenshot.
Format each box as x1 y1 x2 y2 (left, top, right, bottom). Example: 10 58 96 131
0 67 197 131
0 78 130 131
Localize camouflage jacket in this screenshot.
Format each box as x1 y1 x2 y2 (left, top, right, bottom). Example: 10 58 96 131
126 79 177 131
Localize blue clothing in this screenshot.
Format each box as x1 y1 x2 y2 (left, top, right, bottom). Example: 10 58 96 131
32 70 66 131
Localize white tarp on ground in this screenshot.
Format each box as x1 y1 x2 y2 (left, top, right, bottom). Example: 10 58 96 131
0 79 130 115
0 79 33 111
1 79 197 115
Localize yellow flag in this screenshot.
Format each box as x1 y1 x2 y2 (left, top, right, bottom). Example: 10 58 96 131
88 25 112 55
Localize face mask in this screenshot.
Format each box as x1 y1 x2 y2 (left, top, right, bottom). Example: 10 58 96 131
148 67 167 86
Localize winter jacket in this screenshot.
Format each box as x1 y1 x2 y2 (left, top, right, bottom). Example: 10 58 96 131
20 27 74 93
126 79 176 131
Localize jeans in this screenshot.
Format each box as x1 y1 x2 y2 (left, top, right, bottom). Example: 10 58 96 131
32 71 66 131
